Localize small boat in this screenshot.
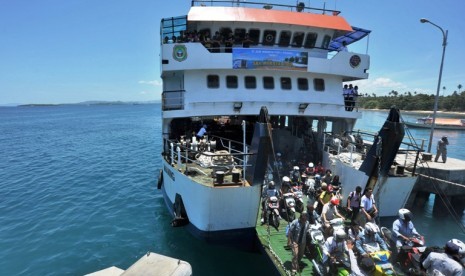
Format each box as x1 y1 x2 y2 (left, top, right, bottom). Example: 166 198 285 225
405 116 465 130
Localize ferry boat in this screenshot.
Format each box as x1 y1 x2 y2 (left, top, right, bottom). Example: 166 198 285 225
157 0 421 247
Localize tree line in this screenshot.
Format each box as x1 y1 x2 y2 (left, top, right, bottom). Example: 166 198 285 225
358 84 465 112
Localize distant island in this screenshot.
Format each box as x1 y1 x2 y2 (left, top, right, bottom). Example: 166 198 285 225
8 100 160 107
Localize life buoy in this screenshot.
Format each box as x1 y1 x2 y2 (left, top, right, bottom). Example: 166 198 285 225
157 169 163 189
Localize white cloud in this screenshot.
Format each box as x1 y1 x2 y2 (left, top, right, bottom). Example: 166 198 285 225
348 77 410 96
138 80 162 87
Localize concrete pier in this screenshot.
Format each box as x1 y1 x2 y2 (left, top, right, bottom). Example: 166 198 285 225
405 156 465 216
86 252 192 276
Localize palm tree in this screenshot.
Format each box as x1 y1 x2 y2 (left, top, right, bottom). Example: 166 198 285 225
458 84 463 94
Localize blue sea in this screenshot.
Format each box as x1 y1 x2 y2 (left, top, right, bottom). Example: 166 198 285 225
1 104 464 275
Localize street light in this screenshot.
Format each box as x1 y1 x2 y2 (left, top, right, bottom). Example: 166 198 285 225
420 18 448 153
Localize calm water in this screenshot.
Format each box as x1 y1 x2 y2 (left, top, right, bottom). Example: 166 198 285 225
1 105 464 275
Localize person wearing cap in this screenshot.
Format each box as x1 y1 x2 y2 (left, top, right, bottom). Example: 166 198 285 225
355 222 388 257
305 162 315 176
323 228 348 273
322 197 346 237
392 208 420 248
435 136 449 163
322 197 345 226
289 212 310 273
196 124 207 139
422 241 463 275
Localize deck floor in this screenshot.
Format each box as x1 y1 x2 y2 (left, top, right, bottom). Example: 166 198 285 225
255 197 316 275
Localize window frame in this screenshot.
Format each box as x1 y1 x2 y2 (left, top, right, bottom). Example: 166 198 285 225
280 77 292 90
207 75 220 88
245 76 257 89
297 78 309 91
226 75 238 89
263 76 275 90
313 78 325 91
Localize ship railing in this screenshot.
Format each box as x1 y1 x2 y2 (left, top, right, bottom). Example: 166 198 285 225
190 0 341 15
163 136 254 181
323 130 424 175
162 90 185 111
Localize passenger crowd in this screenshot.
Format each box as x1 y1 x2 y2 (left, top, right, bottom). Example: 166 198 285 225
343 83 360 111
260 159 465 275
164 29 254 52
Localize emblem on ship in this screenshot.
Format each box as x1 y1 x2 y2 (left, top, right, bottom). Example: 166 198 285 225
349 55 361 68
173 45 187 62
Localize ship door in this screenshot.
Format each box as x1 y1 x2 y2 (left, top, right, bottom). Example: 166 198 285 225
162 73 184 110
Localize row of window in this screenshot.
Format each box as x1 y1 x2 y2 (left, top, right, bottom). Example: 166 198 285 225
207 75 325 91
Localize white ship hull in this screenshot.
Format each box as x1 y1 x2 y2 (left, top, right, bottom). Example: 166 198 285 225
161 160 261 242
324 151 416 217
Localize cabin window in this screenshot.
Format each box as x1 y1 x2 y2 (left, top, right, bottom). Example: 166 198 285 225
207 75 220 88
304 32 317 48
281 77 292 90
278 31 291 47
220 27 233 39
234 28 246 44
297 78 309 90
314 78 325 91
322 35 331 49
263 76 274 89
199 28 211 39
226 75 238 89
245 76 256 89
249 29 260 45
262 30 276 46
292 32 305 48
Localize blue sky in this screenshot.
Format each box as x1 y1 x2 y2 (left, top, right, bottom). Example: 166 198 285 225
0 0 463 105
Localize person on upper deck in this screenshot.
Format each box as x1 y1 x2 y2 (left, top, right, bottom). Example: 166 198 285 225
343 84 350 111
338 41 348 52
435 136 449 163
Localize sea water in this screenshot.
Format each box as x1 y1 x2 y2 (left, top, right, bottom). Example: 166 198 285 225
1 105 464 275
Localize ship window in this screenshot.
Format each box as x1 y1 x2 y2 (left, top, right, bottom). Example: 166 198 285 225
279 31 291 47
292 32 305 48
304 32 317 48
322 35 331 49
199 28 211 39
234 28 246 44
314 78 325 91
220 27 233 39
281 77 292 90
297 78 309 90
207 75 220 88
249 29 260 45
226 75 238 89
263 76 274 89
245 76 256 89
262 30 276 46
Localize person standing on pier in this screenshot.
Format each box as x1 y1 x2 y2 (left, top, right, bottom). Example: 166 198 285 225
359 188 379 226
435 136 449 163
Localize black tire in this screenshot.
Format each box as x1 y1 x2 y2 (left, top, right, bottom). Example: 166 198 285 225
157 169 163 189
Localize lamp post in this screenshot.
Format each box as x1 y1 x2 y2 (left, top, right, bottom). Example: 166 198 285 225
420 18 448 153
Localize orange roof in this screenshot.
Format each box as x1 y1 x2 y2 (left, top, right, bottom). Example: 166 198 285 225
188 6 353 32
